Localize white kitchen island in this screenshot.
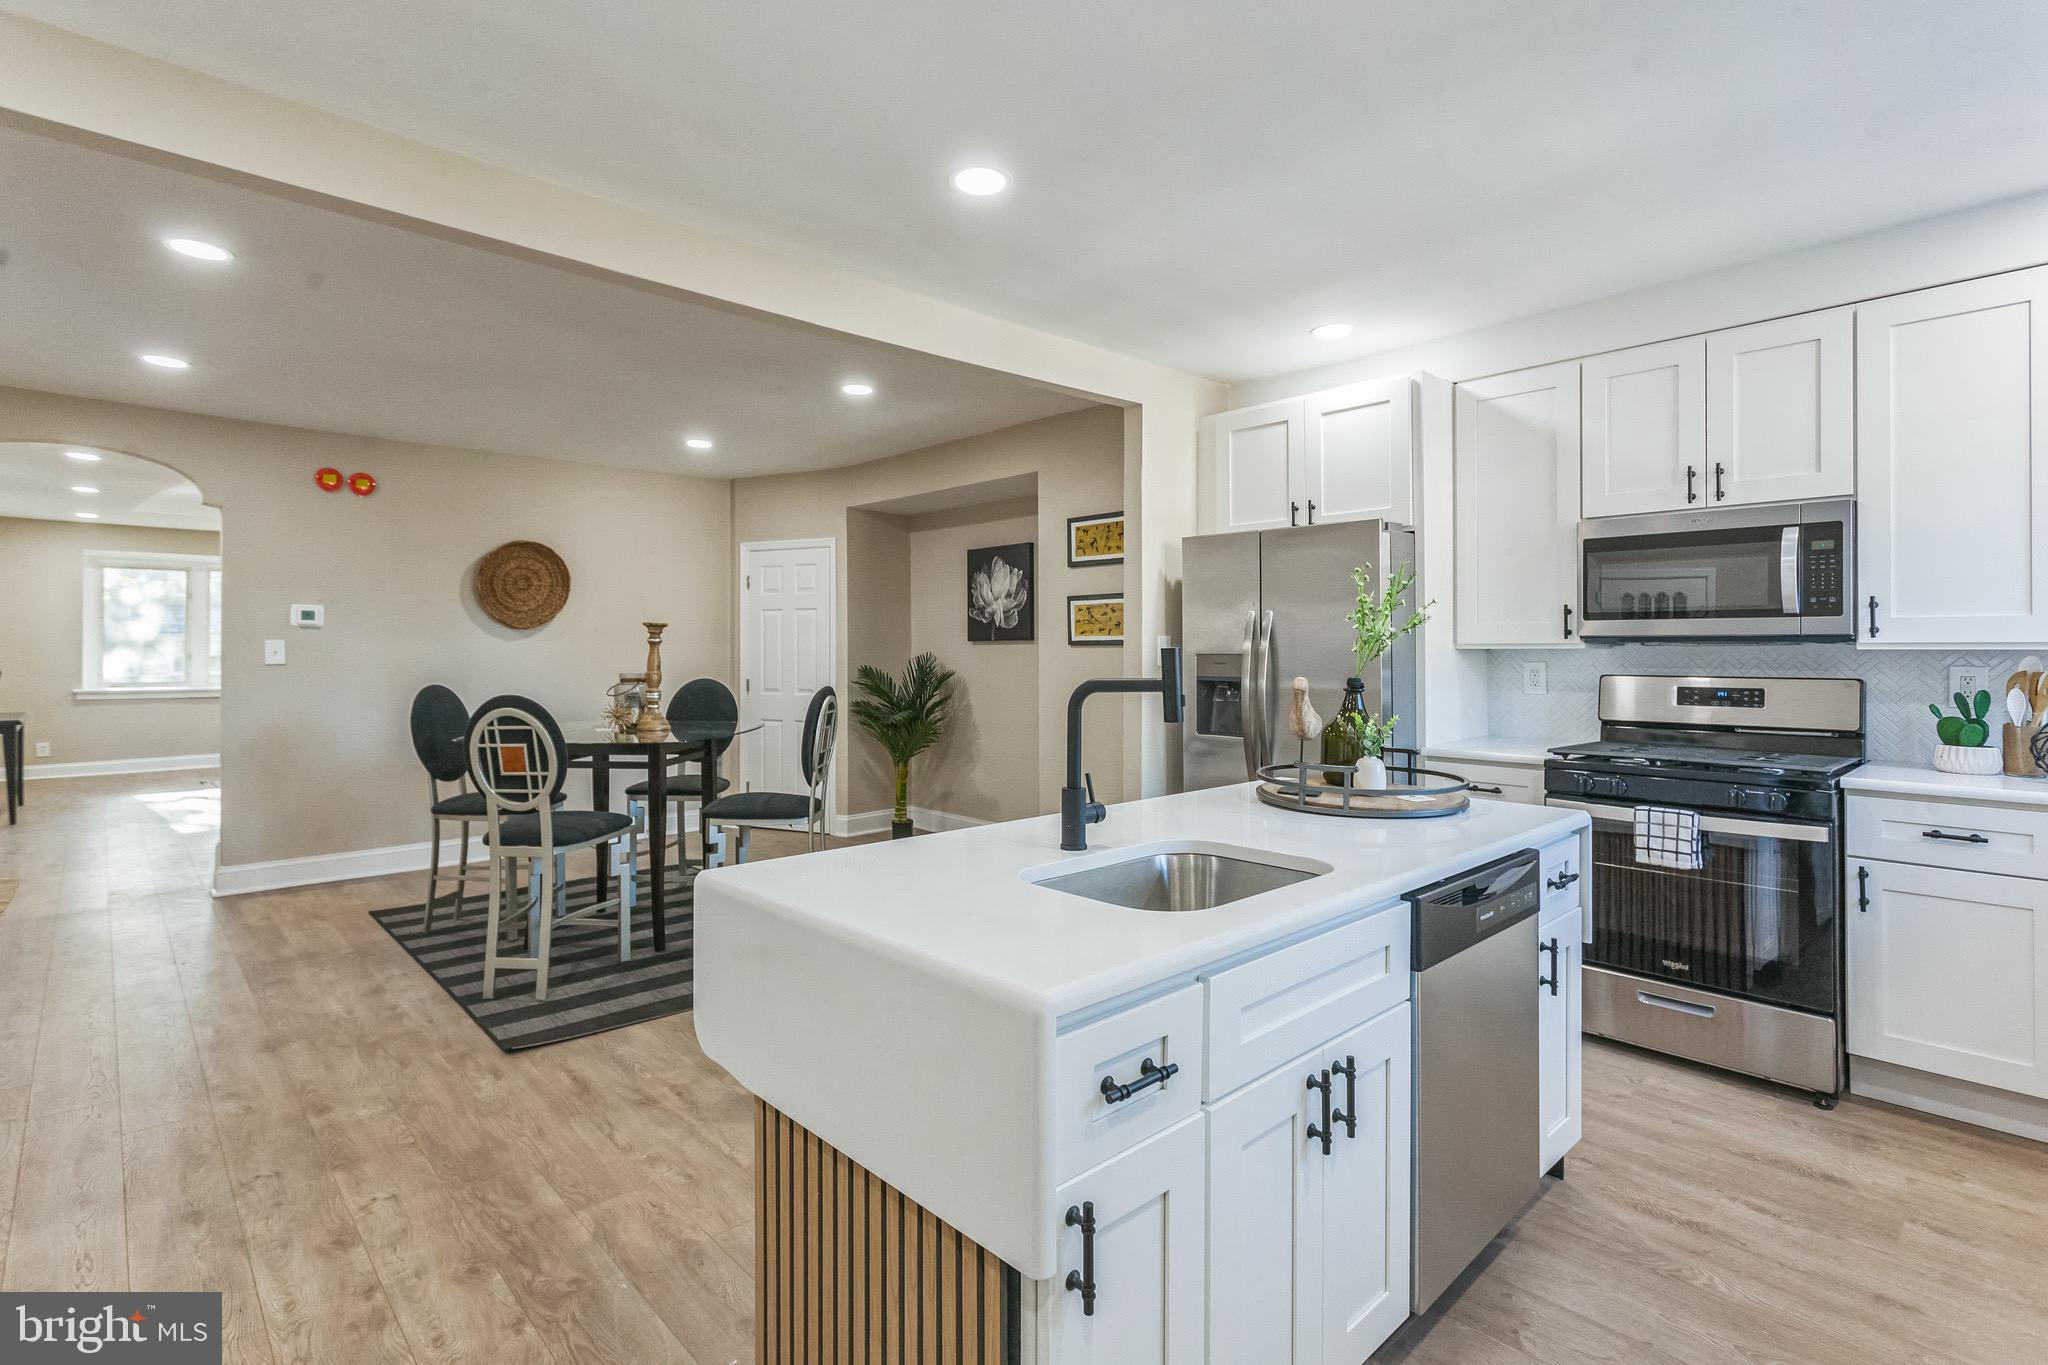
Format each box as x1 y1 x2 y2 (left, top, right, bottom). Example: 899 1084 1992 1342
696 782 1589 1364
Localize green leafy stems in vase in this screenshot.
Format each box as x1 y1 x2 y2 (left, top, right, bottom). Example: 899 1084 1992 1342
1930 689 1994 747
850 652 959 838
1319 561 1433 785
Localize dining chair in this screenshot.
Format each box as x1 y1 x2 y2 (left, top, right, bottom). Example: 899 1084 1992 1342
467 695 639 1001
703 686 837 865
625 677 737 868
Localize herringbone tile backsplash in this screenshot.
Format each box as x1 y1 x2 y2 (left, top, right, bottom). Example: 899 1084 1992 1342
1487 645 2041 765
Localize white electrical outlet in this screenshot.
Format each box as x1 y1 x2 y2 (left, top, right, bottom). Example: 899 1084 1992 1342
1948 665 1989 706
263 639 287 666
1522 662 1548 695
34 741 50 758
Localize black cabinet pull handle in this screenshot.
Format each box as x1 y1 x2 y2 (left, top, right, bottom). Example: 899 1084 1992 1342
1099 1057 1178 1104
1714 462 1726 501
1921 829 1990 844
1306 499 1317 523
1540 937 1561 995
1306 1069 1333 1156
1856 864 1869 913
1867 595 1879 638
1290 501 1300 526
1331 1056 1358 1140
1562 604 1574 639
1686 465 1698 504
1064 1202 1096 1316
1468 783 1504 795
1546 869 1580 891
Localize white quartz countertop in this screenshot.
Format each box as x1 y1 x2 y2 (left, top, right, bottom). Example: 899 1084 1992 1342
697 781 1585 1018
1844 762 2048 807
1422 735 1582 766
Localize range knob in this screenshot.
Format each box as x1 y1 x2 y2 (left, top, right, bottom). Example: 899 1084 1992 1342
1729 787 1789 814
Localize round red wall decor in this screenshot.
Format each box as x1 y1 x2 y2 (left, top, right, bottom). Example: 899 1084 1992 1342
348 472 377 496
314 467 343 492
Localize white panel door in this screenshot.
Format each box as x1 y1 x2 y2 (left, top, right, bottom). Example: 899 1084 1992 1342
1047 1113 1206 1365
1848 860 2048 1098
1201 400 1304 533
739 540 833 797
1581 336 1706 517
1300 378 1415 527
1858 266 2048 645
1707 308 1854 506
1206 1050 1319 1365
1453 362 1583 647
1317 1005 1412 1365
1537 906 1583 1175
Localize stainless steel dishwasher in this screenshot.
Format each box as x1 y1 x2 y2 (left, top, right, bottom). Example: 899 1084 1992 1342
1406 847 1542 1312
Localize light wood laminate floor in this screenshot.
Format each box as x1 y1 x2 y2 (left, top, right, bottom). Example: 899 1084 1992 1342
1 772 2043 1364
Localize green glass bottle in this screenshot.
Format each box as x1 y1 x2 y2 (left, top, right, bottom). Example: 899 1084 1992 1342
1319 676 1368 784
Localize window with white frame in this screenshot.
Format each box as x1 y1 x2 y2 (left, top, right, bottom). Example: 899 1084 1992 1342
80 550 223 694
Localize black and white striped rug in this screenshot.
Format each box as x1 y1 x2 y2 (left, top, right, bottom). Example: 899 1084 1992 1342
369 866 693 1051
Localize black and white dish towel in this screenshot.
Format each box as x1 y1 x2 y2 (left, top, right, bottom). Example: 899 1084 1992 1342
1633 805 1703 870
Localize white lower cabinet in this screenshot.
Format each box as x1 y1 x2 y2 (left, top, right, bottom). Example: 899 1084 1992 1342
1045 1113 1208 1364
1537 905 1583 1175
1848 857 2048 1099
1206 1004 1412 1365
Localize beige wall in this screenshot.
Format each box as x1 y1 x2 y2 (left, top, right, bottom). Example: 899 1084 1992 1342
0 515 223 768
0 385 730 870
904 501 1039 825
736 406 1128 820
843 508 911 815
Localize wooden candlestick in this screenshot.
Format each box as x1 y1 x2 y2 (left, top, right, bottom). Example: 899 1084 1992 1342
635 622 671 738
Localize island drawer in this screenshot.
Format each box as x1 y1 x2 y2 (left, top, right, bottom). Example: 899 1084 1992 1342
1847 795 2048 881
1055 982 1204 1181
1202 903 1411 1100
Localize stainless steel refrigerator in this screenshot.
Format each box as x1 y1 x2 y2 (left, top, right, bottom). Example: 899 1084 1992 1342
1181 519 1419 790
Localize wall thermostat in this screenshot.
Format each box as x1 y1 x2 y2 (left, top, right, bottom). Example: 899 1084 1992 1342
291 604 324 628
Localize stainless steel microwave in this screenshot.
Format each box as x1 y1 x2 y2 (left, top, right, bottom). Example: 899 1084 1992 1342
1578 499 1854 641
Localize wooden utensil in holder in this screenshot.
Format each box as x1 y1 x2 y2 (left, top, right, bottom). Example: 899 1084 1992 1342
2002 722 2047 779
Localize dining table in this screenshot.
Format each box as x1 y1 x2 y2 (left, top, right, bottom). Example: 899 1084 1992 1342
566 718 762 953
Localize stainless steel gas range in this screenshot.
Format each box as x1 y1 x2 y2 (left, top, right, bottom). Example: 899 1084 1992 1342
1544 675 1864 1105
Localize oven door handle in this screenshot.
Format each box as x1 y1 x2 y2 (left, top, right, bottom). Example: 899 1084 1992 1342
1545 797 1833 844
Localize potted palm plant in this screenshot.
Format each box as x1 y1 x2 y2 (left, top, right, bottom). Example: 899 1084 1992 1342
850 652 960 838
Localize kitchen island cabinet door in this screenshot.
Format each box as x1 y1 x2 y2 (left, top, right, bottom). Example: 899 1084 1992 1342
1046 1113 1206 1364
1206 1050 1321 1365
1454 363 1583 647
1857 266 2048 645
1538 906 1584 1175
1848 860 2048 1099
1318 1005 1413 1365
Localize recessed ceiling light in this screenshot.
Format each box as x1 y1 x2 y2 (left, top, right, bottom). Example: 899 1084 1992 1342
74 511 100 519
139 353 191 370
684 437 714 450
951 167 1008 196
1309 322 1355 341
70 486 99 495
840 383 875 397
65 450 102 462
163 237 234 262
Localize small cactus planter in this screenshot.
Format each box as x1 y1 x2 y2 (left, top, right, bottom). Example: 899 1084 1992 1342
1931 690 2003 774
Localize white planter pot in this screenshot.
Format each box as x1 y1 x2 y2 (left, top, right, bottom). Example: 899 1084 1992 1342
1934 744 2003 775
1355 755 1389 790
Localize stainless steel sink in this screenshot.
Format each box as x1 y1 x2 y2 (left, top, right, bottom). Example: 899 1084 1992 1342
1035 850 1321 912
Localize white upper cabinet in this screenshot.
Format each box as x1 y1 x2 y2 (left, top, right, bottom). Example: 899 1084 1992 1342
1299 378 1416 528
1201 399 1303 533
1857 266 2048 645
1706 308 1854 506
1454 362 1583 648
1581 336 1706 517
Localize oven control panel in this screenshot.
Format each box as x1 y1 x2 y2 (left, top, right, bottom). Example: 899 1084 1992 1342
1676 685 1764 708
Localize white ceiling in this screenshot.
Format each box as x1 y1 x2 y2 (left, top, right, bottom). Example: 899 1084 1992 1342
0 441 217 530
7 1 2047 382
0 124 1093 477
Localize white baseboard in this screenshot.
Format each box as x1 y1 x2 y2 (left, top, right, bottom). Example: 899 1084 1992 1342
832 805 991 837
25 752 220 781
1850 1055 2048 1144
213 808 698 898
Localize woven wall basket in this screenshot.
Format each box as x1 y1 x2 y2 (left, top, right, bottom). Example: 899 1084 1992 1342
475 540 571 630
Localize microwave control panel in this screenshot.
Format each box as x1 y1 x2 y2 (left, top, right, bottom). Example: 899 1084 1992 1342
1803 526 1845 616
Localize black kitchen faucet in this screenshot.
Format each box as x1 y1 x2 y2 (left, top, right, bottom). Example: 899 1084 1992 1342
1061 646 1185 851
